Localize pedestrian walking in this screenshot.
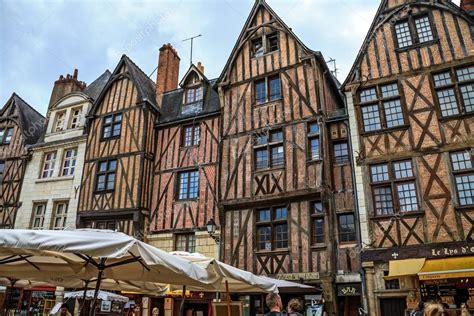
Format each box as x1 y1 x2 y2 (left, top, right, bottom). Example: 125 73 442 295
264 293 284 316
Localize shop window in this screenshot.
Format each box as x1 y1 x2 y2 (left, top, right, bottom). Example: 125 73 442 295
61 148 77 176
0 127 14 145
175 233 196 253
370 160 419 215
254 75 281 104
394 15 434 49
450 150 474 206
95 159 117 192
30 203 46 229
254 129 284 170
102 113 122 139
51 201 68 229
41 151 57 178
182 124 200 147
177 170 199 200
256 206 288 251
359 83 405 132
433 65 474 117
307 122 320 160
311 201 325 245
338 213 356 242
333 141 349 164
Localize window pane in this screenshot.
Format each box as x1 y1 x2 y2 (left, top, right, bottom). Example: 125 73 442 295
460 84 474 113
257 209 270 222
96 175 106 191
270 130 283 142
271 145 284 167
308 122 319 134
455 174 474 206
397 182 418 212
433 72 452 87
188 171 199 198
255 148 268 169
371 164 389 182
359 88 377 103
104 116 113 124
267 33 279 52
334 142 349 163
374 186 394 215
383 99 404 128
178 172 189 199
437 88 459 117
257 226 272 250
187 89 195 103
102 126 111 138
4 128 13 143
106 173 115 190
395 21 413 48
312 219 324 244
309 137 319 160
184 126 193 146
253 38 264 57
255 134 268 145
393 160 413 179
255 80 266 104
274 224 288 248
361 105 382 132
415 16 433 43
269 77 281 101
451 151 472 171
193 126 200 145
381 84 399 98
312 201 323 214
456 66 474 82
114 114 122 122
112 122 121 137
339 214 356 242
274 207 287 220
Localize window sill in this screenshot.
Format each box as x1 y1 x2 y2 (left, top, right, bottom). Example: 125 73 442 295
310 244 327 250
252 50 279 60
254 97 283 107
395 38 439 53
255 248 289 255
438 111 474 123
360 124 410 137
339 241 357 247
253 166 285 174
175 198 199 203
100 135 120 142
36 175 74 183
94 190 115 195
454 204 474 212
370 210 424 220
307 158 322 164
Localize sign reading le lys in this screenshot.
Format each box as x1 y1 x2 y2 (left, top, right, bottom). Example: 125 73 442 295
275 272 320 281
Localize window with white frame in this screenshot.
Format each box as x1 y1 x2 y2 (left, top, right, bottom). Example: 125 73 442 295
69 108 82 128
41 152 57 178
394 15 434 49
450 150 474 206
54 111 66 132
30 203 46 229
61 148 77 176
51 201 68 229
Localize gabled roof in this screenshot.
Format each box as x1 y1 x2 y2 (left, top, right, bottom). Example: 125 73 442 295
158 79 220 125
0 93 45 145
179 64 209 87
342 0 473 88
83 70 112 101
88 55 158 117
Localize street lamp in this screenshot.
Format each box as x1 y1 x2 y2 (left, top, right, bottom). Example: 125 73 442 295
206 218 220 244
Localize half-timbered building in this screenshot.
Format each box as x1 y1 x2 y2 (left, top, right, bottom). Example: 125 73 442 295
343 1 474 315
15 69 110 230
148 55 221 259
77 55 158 239
0 93 45 228
217 1 361 314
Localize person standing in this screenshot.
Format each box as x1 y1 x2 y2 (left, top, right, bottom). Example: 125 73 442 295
287 298 303 315
264 293 284 316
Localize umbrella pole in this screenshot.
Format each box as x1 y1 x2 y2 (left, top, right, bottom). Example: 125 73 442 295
80 280 90 315
179 285 186 316
90 260 106 316
226 280 231 316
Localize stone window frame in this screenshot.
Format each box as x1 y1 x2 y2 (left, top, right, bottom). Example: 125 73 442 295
51 200 69 230
30 202 47 230
40 151 57 179
61 147 77 177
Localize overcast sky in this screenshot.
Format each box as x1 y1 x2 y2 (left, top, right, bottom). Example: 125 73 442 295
0 0 461 115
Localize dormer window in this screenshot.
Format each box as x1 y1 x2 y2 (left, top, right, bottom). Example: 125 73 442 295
185 86 202 104
252 32 279 57
54 111 66 132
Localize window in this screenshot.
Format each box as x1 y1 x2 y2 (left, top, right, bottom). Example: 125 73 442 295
370 160 418 215
31 203 46 229
252 32 279 57
394 15 434 49
384 271 400 289
69 108 82 128
61 148 77 176
311 201 325 245
183 125 200 147
51 201 68 229
333 142 349 164
185 86 202 104
254 129 284 170
256 206 288 251
0 161 4 182
41 151 57 178
95 160 117 192
433 65 474 117
178 170 199 200
338 214 356 242
307 122 320 160
359 83 405 132
102 113 122 139
254 75 281 104
0 127 14 145
175 233 196 253
450 150 474 206
370 160 419 215
54 111 66 132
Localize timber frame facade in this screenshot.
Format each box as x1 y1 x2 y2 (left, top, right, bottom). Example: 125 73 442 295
343 0 474 315
77 55 158 239
217 1 361 313
0 94 45 228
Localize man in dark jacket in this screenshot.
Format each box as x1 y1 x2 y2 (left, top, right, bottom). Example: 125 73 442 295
264 293 284 316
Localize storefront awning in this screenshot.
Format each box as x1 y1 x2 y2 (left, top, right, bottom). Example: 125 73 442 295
418 256 474 281
385 258 426 279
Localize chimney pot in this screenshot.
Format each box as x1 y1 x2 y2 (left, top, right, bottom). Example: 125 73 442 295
48 69 86 110
73 69 78 79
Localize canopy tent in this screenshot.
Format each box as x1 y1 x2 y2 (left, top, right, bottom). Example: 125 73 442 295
170 251 278 293
65 290 129 303
0 229 220 314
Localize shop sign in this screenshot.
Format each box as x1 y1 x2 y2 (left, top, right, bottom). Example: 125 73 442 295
337 284 361 296
430 245 474 257
274 272 320 281
101 300 111 312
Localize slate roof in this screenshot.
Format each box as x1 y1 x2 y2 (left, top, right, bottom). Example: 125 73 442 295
83 70 111 101
158 79 220 124
1 93 46 145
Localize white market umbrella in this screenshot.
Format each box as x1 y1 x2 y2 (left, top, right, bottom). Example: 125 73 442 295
260 276 318 293
0 229 220 314
65 290 129 303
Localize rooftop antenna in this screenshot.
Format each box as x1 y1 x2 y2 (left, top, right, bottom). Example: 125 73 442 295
183 34 202 66
326 57 339 78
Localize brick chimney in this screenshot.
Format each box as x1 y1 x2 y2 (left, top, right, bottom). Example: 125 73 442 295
197 62 205 74
461 0 474 14
156 43 180 97
48 69 86 110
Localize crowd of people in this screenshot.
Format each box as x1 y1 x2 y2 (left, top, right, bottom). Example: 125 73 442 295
411 301 472 316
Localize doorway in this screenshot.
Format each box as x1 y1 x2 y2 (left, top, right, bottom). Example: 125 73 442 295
379 297 406 316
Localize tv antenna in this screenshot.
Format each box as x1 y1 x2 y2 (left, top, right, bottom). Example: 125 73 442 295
183 34 202 66
326 57 339 78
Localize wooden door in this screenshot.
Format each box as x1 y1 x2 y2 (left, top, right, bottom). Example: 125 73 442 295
379 298 406 316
